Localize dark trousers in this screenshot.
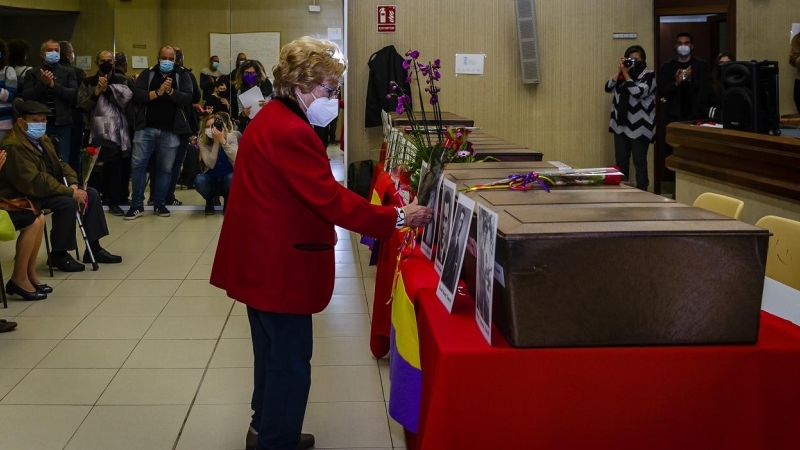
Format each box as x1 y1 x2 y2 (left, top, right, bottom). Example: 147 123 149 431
328 117 338 141
70 122 84 178
794 79 800 113
313 125 329 148
247 306 312 450
46 124 71 165
614 133 650 191
101 157 126 205
195 172 232 201
39 187 109 252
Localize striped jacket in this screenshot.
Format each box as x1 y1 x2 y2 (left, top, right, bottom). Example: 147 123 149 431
605 67 656 141
0 66 18 131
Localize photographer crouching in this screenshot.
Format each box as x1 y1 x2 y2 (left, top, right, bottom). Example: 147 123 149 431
604 45 656 191
196 112 239 215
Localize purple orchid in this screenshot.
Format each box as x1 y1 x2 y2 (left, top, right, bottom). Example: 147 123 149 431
418 63 430 76
406 50 420 60
402 59 410 71
433 59 441 69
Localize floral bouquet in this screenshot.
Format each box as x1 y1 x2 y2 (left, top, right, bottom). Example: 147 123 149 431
81 146 100 188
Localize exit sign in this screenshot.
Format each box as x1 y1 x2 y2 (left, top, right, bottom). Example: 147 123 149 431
377 5 396 33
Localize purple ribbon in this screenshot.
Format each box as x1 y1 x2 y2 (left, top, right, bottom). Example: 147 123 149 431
508 172 550 193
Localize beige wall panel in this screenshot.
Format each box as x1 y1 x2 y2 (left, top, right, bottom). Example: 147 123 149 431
347 0 654 169
230 0 343 49
71 0 116 69
114 0 162 76
161 0 231 76
0 0 79 11
737 0 800 115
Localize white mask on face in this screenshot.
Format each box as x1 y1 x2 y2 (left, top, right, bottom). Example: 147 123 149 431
297 90 339 127
677 45 691 57
205 128 213 139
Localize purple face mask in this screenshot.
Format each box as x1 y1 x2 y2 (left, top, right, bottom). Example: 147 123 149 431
243 73 258 85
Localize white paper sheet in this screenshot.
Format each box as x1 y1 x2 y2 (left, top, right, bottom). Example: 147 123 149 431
792 23 800 43
238 86 266 119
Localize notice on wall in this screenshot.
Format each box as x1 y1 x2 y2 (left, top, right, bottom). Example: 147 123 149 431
792 23 800 43
132 56 148 69
76 56 92 71
377 5 396 33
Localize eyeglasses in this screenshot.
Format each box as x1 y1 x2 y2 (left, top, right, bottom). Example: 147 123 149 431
318 84 341 99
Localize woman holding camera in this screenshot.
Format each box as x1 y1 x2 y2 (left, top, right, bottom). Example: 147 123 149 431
196 112 239 214
605 45 656 191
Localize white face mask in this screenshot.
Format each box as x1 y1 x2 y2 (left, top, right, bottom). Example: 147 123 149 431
298 91 339 127
205 128 213 139
677 45 691 57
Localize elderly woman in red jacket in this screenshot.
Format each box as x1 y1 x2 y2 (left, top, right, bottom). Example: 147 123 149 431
210 37 431 450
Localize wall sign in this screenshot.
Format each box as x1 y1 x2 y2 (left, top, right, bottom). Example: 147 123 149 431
377 5 396 33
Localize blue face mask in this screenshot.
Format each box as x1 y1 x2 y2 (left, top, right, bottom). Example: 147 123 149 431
211 61 219 70
25 122 47 140
44 51 60 65
159 60 175 73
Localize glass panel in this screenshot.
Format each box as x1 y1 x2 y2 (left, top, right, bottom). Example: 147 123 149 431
114 0 233 206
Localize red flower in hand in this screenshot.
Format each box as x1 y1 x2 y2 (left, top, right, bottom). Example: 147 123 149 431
86 146 100 158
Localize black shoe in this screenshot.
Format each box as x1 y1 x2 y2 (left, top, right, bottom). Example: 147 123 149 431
6 280 47 300
84 248 122 264
33 283 53 294
108 204 125 216
205 200 215 215
297 433 315 450
0 320 17 333
245 429 314 450
124 206 144 221
166 199 183 206
50 253 85 272
213 196 221 206
154 204 171 217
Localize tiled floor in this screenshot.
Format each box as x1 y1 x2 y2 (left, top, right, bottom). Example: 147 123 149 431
0 147 407 449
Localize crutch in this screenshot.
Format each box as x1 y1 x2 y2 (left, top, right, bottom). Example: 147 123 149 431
63 177 99 271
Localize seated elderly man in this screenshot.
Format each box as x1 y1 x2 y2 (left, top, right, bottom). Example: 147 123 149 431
0 100 121 272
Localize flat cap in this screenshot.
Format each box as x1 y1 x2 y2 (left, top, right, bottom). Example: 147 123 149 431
15 100 50 116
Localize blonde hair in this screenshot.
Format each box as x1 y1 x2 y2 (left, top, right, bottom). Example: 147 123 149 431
272 36 346 101
199 112 233 145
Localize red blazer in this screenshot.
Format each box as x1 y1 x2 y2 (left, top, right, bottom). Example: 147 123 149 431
210 98 397 314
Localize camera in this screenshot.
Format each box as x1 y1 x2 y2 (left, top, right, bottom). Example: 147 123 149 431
213 118 224 131
623 58 637 68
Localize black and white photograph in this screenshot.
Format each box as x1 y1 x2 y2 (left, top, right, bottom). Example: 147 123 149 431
420 172 442 260
476 203 498 344
434 178 458 275
436 193 475 313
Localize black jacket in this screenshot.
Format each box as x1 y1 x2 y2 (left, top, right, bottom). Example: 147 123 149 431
365 45 410 128
658 56 710 121
131 65 193 134
21 63 78 126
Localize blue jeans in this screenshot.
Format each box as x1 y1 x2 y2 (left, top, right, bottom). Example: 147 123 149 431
247 307 312 450
194 172 233 201
131 128 179 207
46 124 72 164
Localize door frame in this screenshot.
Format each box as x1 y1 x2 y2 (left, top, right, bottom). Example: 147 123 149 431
652 0 736 195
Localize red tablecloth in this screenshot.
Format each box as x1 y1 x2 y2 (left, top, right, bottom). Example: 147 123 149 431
402 252 800 450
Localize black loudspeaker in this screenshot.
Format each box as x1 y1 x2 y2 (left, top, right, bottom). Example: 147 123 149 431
721 61 780 135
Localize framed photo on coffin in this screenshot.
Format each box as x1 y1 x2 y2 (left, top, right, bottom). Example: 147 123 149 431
476 202 498 344
420 172 443 260
434 178 457 275
436 193 475 313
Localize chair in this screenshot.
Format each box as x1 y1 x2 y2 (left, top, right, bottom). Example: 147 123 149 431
693 192 744 220
755 215 800 291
